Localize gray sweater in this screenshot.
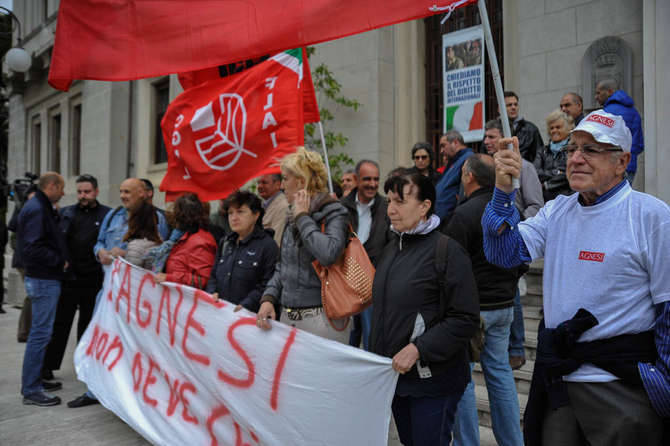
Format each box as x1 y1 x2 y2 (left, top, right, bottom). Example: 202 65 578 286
124 238 159 270
263 194 349 308
516 159 545 219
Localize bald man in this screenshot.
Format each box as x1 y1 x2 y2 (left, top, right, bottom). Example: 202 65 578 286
68 178 169 408
18 172 68 406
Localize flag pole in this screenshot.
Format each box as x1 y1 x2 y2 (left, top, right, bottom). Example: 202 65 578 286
478 0 520 189
317 121 335 194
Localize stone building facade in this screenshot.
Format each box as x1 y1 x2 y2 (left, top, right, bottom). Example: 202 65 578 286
5 0 669 207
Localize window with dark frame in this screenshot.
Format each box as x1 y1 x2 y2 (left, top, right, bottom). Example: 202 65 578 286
49 112 61 172
153 79 170 164
70 103 82 176
32 119 41 174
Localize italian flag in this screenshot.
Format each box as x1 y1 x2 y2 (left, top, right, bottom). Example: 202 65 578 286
446 101 484 131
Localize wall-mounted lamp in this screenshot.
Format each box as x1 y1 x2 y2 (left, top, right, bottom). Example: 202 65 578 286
1 6 31 73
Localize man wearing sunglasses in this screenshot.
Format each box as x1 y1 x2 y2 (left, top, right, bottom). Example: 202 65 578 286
481 110 669 445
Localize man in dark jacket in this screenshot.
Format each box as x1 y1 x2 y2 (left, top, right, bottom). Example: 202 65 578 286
445 155 523 445
504 91 544 162
17 172 67 407
341 160 390 349
43 175 111 380
596 79 644 183
434 131 474 223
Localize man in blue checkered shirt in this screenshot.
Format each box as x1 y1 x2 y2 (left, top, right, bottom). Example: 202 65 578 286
482 110 668 446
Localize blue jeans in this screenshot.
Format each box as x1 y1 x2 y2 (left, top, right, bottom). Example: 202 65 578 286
348 305 372 350
508 287 525 357
21 277 61 396
392 391 461 446
453 307 523 446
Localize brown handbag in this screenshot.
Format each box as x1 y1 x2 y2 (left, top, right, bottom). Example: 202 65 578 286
312 222 375 327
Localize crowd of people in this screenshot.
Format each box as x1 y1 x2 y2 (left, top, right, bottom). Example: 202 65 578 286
10 80 668 446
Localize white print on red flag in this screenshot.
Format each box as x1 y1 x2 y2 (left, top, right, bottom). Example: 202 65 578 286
442 25 486 143
74 258 398 445
160 50 309 202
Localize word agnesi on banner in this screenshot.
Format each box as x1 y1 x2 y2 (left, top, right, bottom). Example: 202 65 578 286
91 259 298 445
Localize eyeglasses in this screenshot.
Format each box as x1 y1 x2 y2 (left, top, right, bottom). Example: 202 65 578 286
414 155 429 160
561 144 623 159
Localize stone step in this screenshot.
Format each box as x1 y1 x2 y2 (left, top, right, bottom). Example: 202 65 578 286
521 292 543 308
472 359 534 395
476 383 528 429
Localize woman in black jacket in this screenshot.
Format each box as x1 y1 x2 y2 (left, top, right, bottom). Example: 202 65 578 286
534 109 575 201
206 190 278 312
369 171 479 446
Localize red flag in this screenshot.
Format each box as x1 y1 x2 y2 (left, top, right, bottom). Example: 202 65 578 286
48 0 475 91
160 51 307 201
178 48 320 124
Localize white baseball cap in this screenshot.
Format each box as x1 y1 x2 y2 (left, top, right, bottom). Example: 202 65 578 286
571 110 632 152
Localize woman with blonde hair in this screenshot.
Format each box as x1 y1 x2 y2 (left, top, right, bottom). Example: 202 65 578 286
255 147 351 343
534 109 575 201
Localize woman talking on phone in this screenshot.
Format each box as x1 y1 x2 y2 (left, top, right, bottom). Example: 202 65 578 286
255 147 351 343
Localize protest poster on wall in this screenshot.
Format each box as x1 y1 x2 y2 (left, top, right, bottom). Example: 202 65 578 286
74 258 398 445
442 26 485 143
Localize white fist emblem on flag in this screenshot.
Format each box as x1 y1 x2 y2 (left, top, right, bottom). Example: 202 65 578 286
190 93 257 171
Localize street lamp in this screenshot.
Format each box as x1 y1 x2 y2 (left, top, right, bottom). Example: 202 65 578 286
0 6 31 73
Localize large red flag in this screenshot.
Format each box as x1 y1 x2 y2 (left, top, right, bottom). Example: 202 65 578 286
160 50 307 201
178 49 320 123
48 0 475 91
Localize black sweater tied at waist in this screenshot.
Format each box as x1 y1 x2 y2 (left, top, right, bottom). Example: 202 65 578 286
523 308 657 446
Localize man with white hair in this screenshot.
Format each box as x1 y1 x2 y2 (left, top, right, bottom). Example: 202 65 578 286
482 110 669 445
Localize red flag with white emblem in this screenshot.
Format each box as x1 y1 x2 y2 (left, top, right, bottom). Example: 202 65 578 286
160 49 307 201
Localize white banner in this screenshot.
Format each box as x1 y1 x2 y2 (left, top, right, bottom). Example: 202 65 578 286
74 258 398 445
442 25 486 143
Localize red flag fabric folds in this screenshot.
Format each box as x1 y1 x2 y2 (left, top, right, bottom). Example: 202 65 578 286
160 51 306 202
48 0 475 91
178 49 320 123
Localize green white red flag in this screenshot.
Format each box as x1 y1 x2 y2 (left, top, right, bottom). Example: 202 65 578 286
160 49 309 201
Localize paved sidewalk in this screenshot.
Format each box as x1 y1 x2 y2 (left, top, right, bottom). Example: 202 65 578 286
0 305 495 445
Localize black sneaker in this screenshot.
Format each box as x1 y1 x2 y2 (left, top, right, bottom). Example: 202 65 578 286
23 392 61 407
67 394 99 408
42 381 62 391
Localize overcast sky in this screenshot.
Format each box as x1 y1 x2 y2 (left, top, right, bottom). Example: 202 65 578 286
0 1 12 11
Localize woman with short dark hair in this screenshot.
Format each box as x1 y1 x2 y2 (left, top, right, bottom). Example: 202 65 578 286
205 190 278 312
369 171 479 445
409 142 440 185
154 193 217 289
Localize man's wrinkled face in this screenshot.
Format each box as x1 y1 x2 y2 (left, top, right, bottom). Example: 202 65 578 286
566 131 628 195
505 96 519 120
484 128 502 155
119 179 145 211
560 94 582 120
77 181 98 207
356 163 380 203
257 175 281 200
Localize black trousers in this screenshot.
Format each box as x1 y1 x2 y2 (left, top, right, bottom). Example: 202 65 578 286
44 282 99 371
